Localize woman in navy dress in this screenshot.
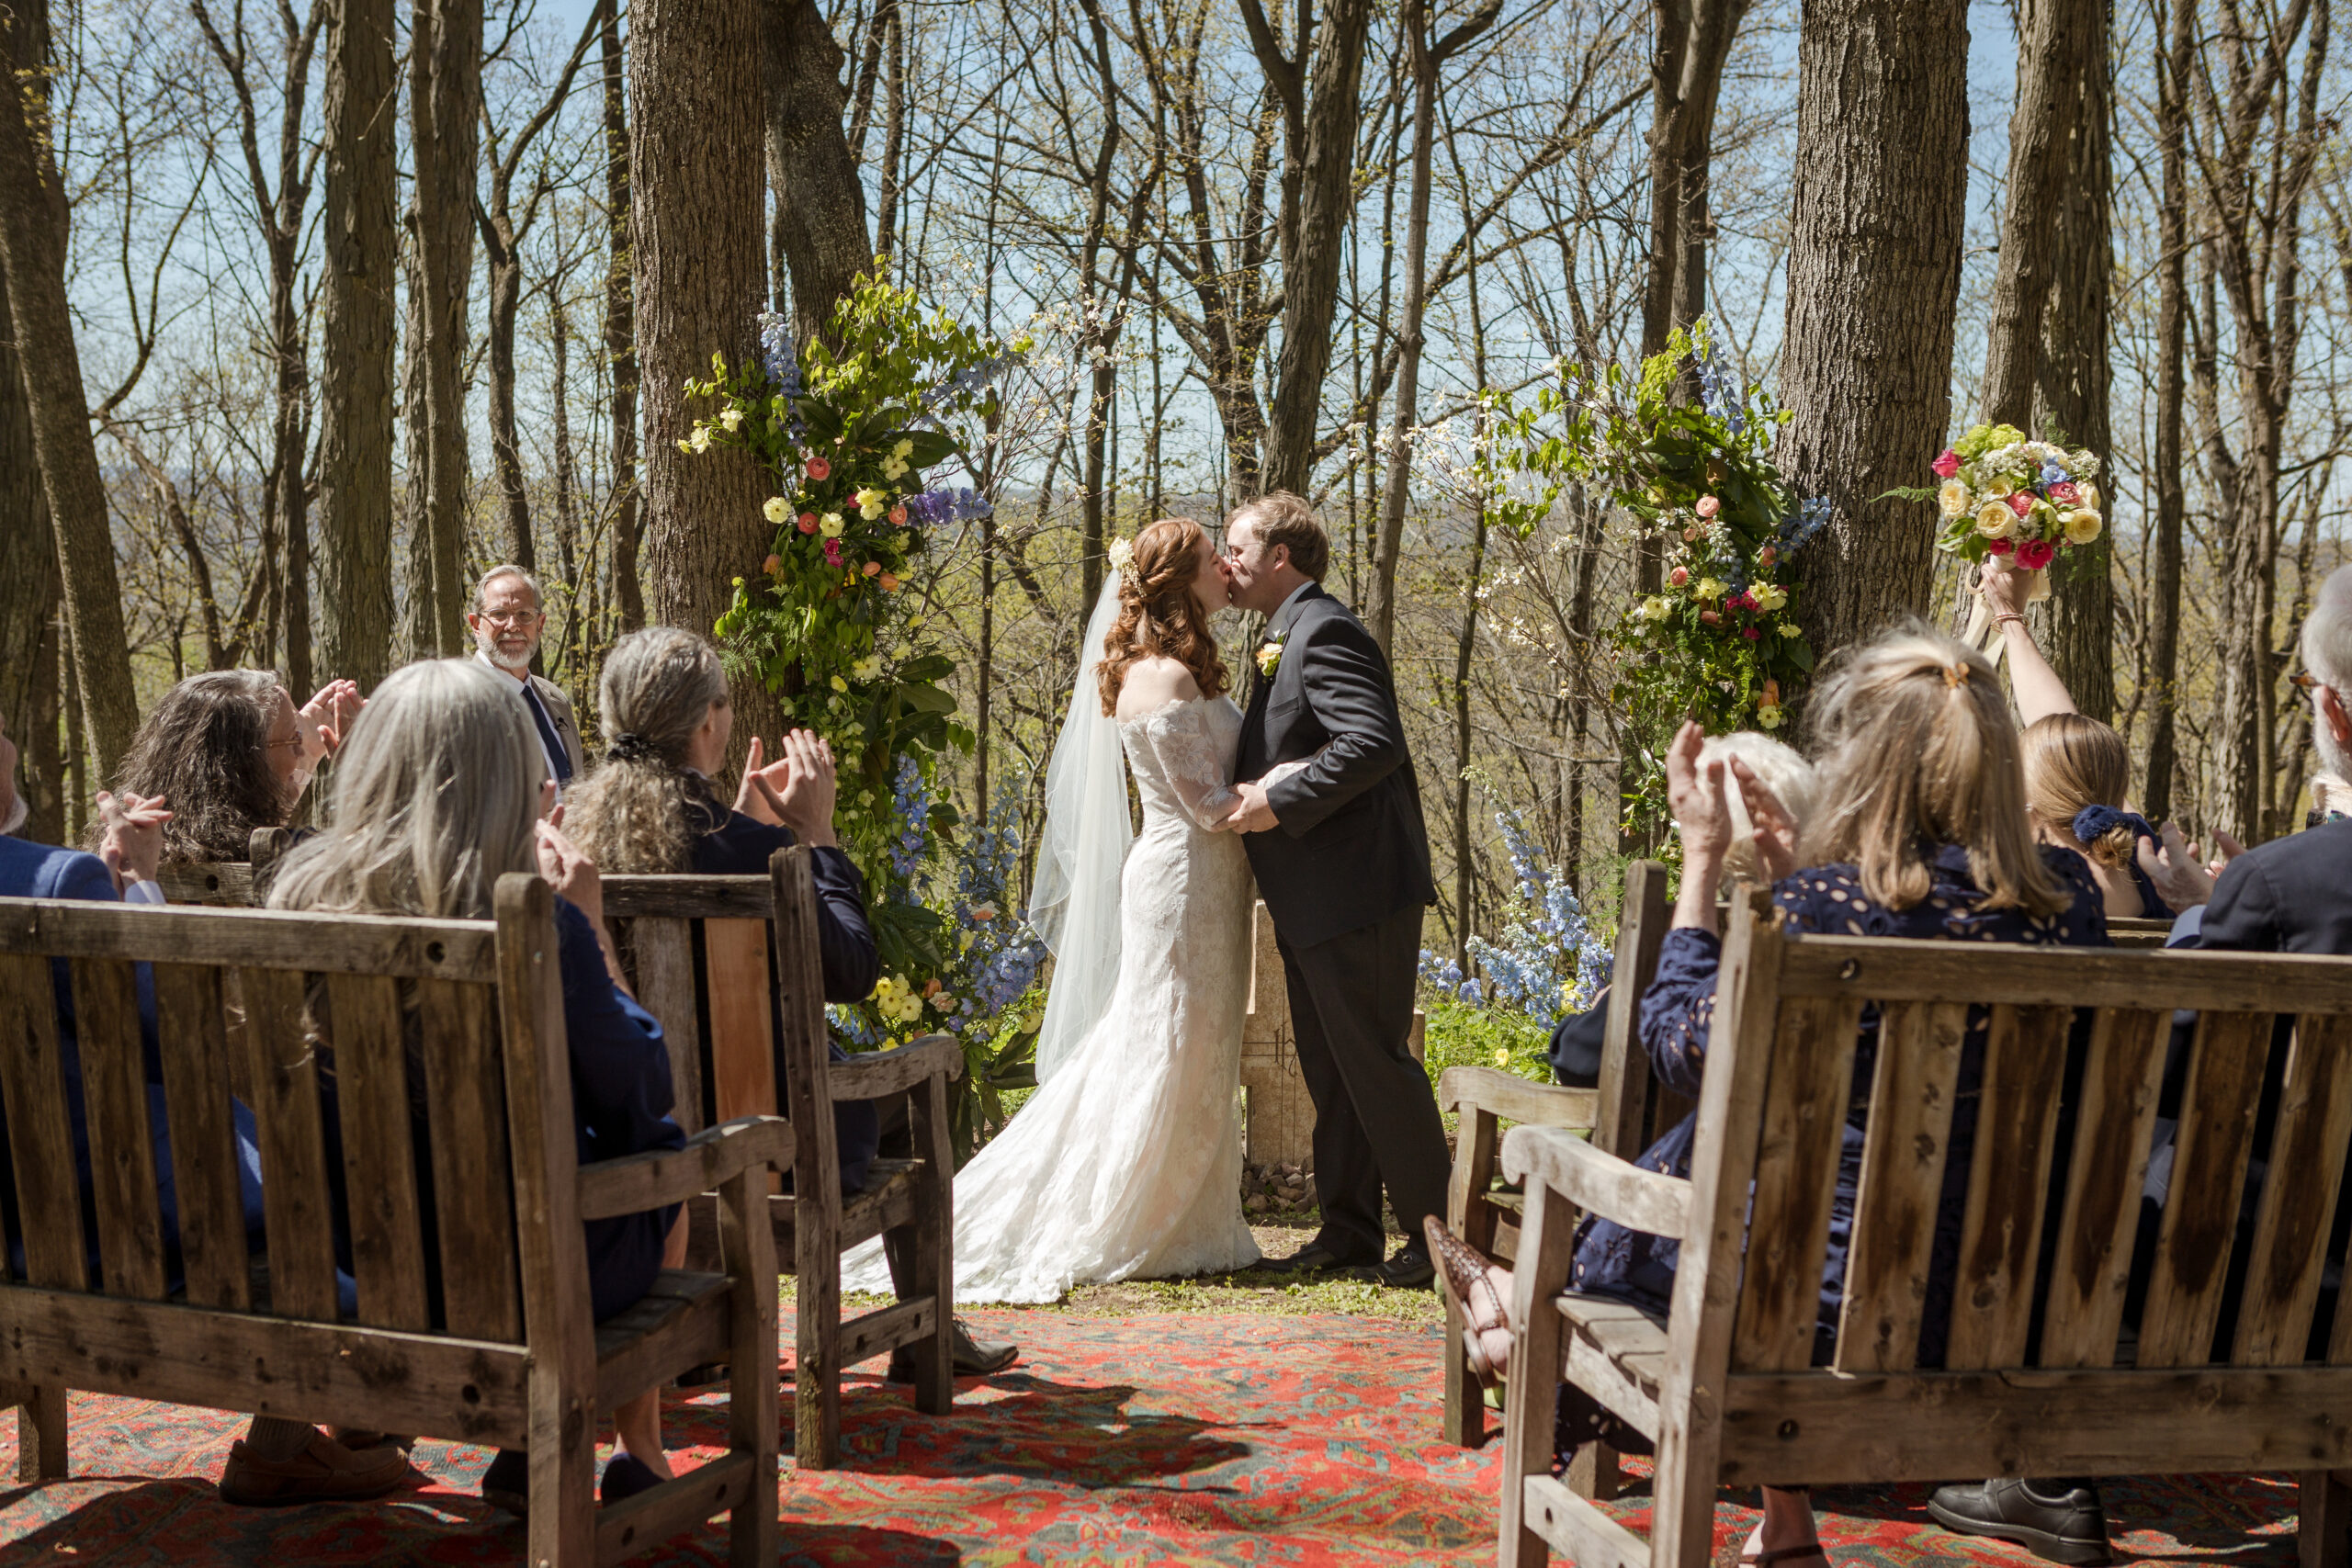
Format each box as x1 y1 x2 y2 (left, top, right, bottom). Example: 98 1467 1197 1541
261 659 688 1508
1431 627 2108 1568
560 626 882 1187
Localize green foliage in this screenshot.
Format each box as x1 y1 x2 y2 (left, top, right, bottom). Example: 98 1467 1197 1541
1419 998 1555 1090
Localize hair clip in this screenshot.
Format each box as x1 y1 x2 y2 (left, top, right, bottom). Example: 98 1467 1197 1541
1943 661 1970 689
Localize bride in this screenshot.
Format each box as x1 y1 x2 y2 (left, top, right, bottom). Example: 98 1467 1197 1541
843 515 1261 1302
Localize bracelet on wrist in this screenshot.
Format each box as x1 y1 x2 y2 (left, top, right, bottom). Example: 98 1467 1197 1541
1995 613 2027 626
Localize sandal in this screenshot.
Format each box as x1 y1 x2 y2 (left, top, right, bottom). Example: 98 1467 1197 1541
1424 1215 1514 1389
1739 1549 1831 1568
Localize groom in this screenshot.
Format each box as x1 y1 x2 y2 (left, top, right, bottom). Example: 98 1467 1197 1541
1220 491 1448 1289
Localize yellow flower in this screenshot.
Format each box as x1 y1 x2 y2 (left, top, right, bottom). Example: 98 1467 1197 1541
881 457 909 480
830 675 848 693
762 496 789 524
1752 582 1788 613
893 437 914 459
718 407 743 432
820 513 845 537
1973 499 2017 540
854 486 888 520
1938 479 1970 517
687 426 711 453
2064 508 2103 546
1758 704 1786 730
1692 576 1726 602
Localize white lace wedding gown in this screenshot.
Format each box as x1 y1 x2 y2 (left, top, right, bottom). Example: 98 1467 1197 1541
841 694 1261 1303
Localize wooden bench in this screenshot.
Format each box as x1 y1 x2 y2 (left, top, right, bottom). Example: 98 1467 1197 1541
1438 861 1676 1449
1498 890 2352 1568
597 845 961 1471
0 875 791 1564
153 826 293 908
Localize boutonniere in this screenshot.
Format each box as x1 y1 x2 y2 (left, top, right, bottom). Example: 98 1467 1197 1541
1255 635 1285 678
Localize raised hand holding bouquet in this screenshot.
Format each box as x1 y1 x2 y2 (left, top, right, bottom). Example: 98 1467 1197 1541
1919 423 2103 650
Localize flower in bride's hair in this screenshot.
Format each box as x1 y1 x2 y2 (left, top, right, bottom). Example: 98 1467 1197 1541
1108 536 1136 574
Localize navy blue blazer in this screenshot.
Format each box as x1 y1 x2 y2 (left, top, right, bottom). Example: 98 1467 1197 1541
682 796 883 1192
0 835 266 1287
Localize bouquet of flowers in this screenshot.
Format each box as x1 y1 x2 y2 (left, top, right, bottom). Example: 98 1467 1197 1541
1919 423 2103 642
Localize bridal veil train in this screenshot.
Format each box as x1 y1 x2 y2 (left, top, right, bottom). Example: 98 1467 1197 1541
842 558 1260 1303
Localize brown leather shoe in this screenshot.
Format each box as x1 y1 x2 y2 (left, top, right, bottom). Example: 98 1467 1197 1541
218 1429 413 1506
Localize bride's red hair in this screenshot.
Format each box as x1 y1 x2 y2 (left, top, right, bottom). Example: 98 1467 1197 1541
1096 517 1230 716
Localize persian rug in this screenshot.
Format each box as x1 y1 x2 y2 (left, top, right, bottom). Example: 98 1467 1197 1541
0 1310 2302 1565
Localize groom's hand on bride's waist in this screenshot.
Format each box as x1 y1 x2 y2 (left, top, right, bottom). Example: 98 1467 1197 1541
1225 780 1279 835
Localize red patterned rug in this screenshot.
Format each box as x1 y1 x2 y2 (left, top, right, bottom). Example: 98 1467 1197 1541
0 1311 2302 1564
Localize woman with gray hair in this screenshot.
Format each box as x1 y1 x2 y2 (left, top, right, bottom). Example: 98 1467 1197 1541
218 658 689 1511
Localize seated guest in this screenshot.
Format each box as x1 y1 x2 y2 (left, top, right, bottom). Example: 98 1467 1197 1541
88 671 359 867
223 659 689 1510
562 627 1016 1379
1428 626 2109 1568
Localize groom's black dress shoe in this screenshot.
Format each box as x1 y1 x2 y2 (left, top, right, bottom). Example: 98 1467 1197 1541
1375 1244 1435 1290
1260 1240 1380 1274
886 1317 1021 1382
1928 1478 2113 1564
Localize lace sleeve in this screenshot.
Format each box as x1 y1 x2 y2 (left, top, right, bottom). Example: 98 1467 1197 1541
1134 703 1241 831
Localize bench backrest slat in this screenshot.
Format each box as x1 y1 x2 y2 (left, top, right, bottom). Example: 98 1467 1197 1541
415 975 525 1342
707 918 778 1125
0 953 90 1291
1597 862 1674 1156
2034 1007 2168 1368
329 972 433 1331
1833 999 1968 1373
1943 1003 2073 1371
72 956 170 1300
629 917 701 1134
152 963 254 1309
239 964 343 1320
2136 1010 2271 1365
1729 995 1861 1373
2232 1013 2352 1365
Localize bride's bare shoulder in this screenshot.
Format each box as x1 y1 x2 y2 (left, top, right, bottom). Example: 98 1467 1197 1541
1113 655 1203 721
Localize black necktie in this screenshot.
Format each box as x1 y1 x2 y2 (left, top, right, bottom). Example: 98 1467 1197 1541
520 682 572 784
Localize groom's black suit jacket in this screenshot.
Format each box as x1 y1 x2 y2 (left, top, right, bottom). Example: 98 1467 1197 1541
1236 581 1435 948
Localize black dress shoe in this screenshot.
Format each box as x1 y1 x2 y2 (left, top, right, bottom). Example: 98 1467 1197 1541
1928 1478 2113 1565
1258 1240 1378 1274
887 1315 1021 1382
1376 1244 1435 1290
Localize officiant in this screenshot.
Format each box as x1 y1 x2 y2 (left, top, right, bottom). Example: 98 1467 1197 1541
467 564 585 790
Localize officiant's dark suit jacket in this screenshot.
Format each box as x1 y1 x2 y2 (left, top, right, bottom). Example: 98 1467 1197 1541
1236 581 1435 946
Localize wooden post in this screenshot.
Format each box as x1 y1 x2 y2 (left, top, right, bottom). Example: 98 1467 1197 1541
1238 900 1315 1168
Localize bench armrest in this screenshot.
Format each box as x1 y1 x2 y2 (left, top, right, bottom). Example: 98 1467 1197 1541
827 1033 965 1101
1500 1122 1690 1239
578 1114 796 1221
1439 1065 1599 1128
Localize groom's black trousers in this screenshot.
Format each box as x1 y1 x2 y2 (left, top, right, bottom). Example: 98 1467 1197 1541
1277 906 1452 1260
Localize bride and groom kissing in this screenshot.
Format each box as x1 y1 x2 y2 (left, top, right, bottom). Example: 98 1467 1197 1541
843 491 1451 1301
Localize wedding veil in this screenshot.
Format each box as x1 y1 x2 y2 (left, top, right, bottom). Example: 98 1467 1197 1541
1025 570 1132 1083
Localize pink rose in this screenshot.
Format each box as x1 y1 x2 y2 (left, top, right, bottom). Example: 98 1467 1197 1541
805 455 831 481
1743 626 1759 640
1986 536 2014 557
862 560 882 577
2016 536 2054 571
1695 495 1721 519
2006 491 2036 518
1669 567 1689 587
1931 448 1962 479
1758 546 1776 568
889 503 909 526
1681 525 1699 542
797 512 819 535
2046 480 2079 504
822 538 843 567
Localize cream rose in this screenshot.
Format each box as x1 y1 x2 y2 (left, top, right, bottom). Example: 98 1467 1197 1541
2064 508 2103 546
1938 479 1970 518
1973 499 2017 540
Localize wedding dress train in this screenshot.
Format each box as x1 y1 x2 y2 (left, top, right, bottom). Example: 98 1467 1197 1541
841 694 1261 1303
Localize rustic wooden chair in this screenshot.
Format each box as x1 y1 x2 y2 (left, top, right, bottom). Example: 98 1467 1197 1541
153 826 293 907
1498 890 2352 1568
2108 914 2176 949
0 875 791 1564
597 844 962 1470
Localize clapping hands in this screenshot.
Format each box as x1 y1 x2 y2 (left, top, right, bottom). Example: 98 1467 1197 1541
95 789 171 895
300 680 365 759
735 730 840 848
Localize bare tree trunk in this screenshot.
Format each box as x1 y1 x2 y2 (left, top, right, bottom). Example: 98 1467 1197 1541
0 0 140 779
2035 0 2113 721
409 0 481 652
762 0 873 351
1981 0 2100 429
2143 0 2192 818
317 0 399 690
1779 0 1968 655
635 0 785 762
873 0 905 266
1241 0 1375 496
0 254 62 843
600 0 643 632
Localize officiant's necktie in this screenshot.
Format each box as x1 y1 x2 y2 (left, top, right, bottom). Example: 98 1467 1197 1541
520 682 573 785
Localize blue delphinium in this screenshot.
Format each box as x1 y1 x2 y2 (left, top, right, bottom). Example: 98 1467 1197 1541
940 787 1047 1040
1417 949 1485 1005
888 756 930 884
1696 333 1748 440
921 349 1023 418
1456 811 1612 1031
1776 494 1832 555
904 487 991 529
2040 458 2069 489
